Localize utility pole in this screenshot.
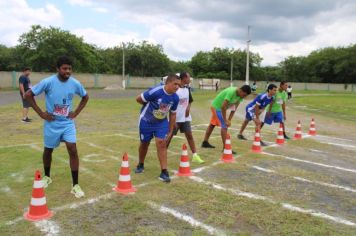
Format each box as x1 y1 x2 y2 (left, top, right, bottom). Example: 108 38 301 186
245 26 251 85
122 42 125 81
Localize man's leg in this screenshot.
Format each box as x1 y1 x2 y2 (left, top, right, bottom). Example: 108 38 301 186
138 141 150 164
185 130 197 154
221 127 228 147
238 119 249 138
65 142 79 186
22 107 29 120
203 124 215 143
43 147 53 177
166 123 178 148
155 137 171 182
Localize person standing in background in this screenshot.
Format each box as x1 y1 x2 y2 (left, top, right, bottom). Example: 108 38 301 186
287 85 293 100
19 67 32 122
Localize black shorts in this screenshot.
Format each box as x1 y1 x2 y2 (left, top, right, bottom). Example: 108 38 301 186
20 93 31 108
173 121 192 135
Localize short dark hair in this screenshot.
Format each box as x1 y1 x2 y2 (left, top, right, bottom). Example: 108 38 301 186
240 85 251 94
56 56 73 68
23 67 31 72
267 83 277 91
179 72 189 80
280 81 287 86
166 74 179 83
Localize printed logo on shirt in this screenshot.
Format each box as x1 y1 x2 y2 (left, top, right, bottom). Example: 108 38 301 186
153 102 173 119
179 98 188 106
53 104 70 117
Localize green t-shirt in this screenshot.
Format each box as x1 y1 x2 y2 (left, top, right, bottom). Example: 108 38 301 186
266 90 287 113
211 87 243 110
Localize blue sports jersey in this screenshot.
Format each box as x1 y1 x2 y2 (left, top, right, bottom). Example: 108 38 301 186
246 92 274 112
139 85 179 124
31 74 87 123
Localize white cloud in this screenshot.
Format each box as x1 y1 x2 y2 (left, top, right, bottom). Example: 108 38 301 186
67 0 93 7
92 7 108 13
72 28 140 48
0 0 62 46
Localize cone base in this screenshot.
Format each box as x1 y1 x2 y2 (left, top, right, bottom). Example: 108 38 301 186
308 132 316 136
220 157 234 163
176 172 193 177
293 137 302 140
251 149 262 153
112 187 137 194
276 141 284 145
24 210 53 222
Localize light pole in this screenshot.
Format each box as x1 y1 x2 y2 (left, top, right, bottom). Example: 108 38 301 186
122 42 125 81
245 26 251 85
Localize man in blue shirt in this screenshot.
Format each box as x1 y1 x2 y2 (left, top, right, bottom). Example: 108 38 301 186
135 74 180 183
19 67 32 122
237 84 277 146
25 56 89 198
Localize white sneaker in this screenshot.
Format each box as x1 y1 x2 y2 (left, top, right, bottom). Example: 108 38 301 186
42 176 52 188
71 184 85 198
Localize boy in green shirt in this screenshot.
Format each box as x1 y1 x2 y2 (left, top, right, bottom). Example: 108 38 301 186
201 85 251 152
262 81 289 139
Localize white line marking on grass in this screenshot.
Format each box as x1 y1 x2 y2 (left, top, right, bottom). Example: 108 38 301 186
320 142 356 149
252 166 356 193
148 201 226 235
173 136 185 140
30 144 43 151
83 142 116 153
82 154 106 163
309 149 325 153
252 166 276 173
263 152 356 173
190 176 356 226
317 135 354 142
293 177 356 193
34 220 60 236
0 143 40 149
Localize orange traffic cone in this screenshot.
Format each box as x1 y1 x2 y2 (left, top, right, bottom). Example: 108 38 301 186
177 144 193 176
221 133 234 162
113 153 136 194
276 123 285 145
308 118 316 136
24 170 53 221
251 128 262 153
294 120 302 140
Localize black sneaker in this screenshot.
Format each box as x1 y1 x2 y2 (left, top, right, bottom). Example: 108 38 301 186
159 171 171 183
201 141 215 148
260 140 268 147
21 118 31 123
237 134 247 140
135 164 144 173
284 135 290 140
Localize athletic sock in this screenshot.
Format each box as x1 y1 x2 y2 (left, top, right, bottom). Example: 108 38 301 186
138 163 144 168
161 169 168 174
44 167 51 177
71 170 79 186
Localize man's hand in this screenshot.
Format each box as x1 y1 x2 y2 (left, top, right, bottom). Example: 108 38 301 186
225 119 231 127
185 109 190 117
68 111 78 119
40 111 55 121
255 118 261 127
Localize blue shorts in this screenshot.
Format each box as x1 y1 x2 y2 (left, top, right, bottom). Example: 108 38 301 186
210 108 227 129
44 121 76 148
264 111 284 125
245 107 256 121
139 119 169 143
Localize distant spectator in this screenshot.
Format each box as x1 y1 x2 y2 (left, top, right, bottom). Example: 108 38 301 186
251 81 257 94
19 67 32 123
287 85 293 100
215 81 219 92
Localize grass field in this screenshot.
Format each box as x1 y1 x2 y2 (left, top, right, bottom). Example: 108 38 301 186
0 89 355 235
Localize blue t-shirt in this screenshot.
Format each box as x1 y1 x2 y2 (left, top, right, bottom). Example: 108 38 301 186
139 85 179 124
246 92 274 112
31 74 87 122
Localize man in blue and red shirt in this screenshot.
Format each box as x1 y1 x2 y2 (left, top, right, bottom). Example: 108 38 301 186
135 74 180 183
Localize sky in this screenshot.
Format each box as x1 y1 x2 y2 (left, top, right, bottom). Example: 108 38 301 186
0 0 355 65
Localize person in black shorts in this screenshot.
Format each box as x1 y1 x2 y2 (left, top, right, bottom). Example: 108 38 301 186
19 67 32 122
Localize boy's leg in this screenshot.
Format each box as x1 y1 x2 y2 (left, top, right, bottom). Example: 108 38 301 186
203 124 215 143
238 119 249 136
155 138 167 170
65 142 79 186
139 141 150 164
43 147 53 177
166 123 178 148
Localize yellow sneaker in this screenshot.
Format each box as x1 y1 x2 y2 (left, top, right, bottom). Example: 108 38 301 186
42 176 52 188
71 184 85 198
192 153 205 164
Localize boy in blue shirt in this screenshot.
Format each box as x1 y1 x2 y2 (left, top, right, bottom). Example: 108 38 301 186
25 56 89 198
237 84 277 146
135 74 180 183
